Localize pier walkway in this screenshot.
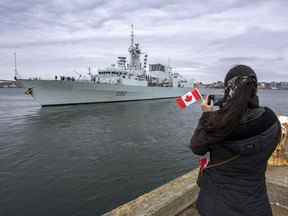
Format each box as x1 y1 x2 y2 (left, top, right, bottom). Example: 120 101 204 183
103 166 288 216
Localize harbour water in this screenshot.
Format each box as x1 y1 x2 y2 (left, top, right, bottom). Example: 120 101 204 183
1 88 288 216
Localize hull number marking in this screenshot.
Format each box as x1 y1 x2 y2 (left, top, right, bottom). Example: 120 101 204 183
115 91 127 96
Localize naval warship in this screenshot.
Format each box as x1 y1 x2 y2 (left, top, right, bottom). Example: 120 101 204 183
18 25 195 106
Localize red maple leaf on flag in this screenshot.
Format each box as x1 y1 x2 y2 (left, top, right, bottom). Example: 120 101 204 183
185 95 192 102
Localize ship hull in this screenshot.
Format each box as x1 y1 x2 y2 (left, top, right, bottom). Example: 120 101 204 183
20 80 192 106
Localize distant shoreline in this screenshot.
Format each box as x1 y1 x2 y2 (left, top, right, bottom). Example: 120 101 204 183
0 80 287 90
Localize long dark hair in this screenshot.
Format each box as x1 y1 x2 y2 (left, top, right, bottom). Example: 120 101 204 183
203 65 258 139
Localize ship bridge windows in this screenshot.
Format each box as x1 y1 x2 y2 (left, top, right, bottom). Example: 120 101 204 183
149 64 165 72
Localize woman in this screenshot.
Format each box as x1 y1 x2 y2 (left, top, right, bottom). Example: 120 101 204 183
190 65 281 216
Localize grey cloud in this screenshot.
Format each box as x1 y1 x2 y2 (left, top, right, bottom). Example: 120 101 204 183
219 56 286 64
0 0 256 33
0 0 288 82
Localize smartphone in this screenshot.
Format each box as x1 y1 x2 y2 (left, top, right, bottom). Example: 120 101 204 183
207 94 224 106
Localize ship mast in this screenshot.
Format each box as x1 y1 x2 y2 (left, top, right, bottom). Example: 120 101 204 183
128 24 142 74
128 24 135 72
131 24 134 48
14 52 18 80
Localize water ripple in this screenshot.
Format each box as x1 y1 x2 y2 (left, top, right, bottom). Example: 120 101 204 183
1 88 288 216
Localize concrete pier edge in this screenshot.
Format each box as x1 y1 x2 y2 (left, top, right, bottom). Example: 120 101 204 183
102 166 288 216
102 168 200 216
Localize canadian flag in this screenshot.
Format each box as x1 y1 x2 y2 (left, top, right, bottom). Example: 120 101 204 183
176 88 202 109
199 158 209 174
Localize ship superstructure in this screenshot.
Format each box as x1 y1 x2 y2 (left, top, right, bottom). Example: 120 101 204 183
20 25 194 106
93 25 191 88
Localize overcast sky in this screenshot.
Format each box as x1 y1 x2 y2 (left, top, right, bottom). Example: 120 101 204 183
0 0 288 82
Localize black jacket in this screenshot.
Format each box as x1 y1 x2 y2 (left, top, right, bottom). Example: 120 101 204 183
190 107 281 216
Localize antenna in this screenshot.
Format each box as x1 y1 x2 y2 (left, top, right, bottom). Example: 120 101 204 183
167 58 173 75
14 52 18 80
131 24 134 47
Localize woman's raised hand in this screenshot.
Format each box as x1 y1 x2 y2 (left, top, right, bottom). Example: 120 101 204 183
201 96 214 112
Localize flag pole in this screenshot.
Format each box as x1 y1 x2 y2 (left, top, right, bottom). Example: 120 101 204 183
194 87 205 104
